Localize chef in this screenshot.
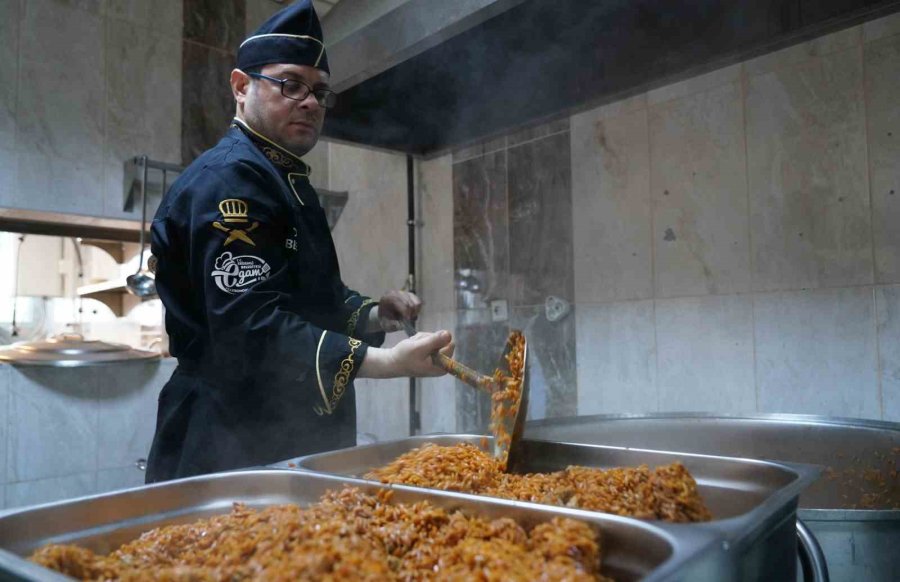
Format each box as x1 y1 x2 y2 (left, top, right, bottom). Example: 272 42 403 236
146 0 452 483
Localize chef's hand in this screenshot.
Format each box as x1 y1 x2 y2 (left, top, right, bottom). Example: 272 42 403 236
358 330 454 378
370 290 423 332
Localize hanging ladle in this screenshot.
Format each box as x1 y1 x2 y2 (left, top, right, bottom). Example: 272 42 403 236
126 156 158 297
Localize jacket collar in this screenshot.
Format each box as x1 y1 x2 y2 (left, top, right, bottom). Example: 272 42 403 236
231 117 310 176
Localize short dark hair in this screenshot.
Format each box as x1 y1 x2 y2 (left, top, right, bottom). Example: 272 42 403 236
241 65 264 76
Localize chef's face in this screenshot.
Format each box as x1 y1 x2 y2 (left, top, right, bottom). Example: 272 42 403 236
233 63 328 157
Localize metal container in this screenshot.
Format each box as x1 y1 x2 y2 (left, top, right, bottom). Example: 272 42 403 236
276 435 821 581
524 414 900 582
0 470 724 582
0 334 160 367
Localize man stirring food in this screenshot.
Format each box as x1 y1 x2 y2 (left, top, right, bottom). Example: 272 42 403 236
146 0 453 482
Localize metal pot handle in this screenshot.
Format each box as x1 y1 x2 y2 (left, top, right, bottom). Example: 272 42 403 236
797 519 829 582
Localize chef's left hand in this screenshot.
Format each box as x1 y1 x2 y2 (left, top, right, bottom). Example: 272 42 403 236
376 290 423 332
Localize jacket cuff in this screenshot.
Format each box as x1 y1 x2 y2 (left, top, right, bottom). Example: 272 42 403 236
345 298 385 347
313 331 368 416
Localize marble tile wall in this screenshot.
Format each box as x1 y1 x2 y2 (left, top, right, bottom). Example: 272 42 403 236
1 358 175 509
433 14 900 429
453 151 508 310
571 96 653 304
181 0 242 166
876 286 900 422
507 130 573 306
417 309 457 433
0 0 183 219
447 120 577 432
865 32 900 284
325 141 412 440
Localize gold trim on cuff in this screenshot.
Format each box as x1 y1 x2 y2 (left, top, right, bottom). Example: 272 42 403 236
315 338 362 416
346 298 376 336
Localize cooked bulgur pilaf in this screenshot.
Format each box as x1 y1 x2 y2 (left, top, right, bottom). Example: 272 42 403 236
30 487 613 581
366 443 712 523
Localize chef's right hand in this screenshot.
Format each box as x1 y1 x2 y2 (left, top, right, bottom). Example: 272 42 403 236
358 330 454 379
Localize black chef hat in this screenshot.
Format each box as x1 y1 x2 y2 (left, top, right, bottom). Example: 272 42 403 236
237 0 329 74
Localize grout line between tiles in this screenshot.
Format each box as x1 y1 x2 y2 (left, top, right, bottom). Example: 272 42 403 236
739 63 760 413
860 41 884 419
644 89 661 413
873 286 884 419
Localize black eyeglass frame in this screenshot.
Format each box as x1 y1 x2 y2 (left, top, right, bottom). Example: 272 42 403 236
246 72 336 109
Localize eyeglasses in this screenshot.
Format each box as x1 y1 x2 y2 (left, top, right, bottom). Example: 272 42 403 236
247 72 337 109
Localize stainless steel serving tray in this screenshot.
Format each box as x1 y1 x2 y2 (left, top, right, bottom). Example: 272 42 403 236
0 470 723 582
524 413 900 581
274 435 821 581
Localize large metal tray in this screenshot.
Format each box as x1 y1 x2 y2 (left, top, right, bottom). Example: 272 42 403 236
524 413 900 582
275 435 821 581
0 470 723 582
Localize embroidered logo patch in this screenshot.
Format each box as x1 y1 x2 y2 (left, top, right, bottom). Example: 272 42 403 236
211 251 271 294
213 199 259 247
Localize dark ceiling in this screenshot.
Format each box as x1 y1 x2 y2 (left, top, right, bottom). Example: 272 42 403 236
323 0 900 156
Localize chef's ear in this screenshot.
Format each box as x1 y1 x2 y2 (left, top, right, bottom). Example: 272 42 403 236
231 69 253 105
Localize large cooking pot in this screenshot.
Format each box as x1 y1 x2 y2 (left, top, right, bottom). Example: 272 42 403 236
525 413 899 582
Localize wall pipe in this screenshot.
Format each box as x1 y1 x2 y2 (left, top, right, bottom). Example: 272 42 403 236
407 154 420 435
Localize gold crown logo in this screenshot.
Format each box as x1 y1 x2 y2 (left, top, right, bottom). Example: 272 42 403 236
219 199 248 223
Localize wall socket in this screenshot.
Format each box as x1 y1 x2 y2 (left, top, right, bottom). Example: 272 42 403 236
490 299 508 322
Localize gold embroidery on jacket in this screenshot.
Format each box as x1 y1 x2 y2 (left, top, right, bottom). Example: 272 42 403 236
314 338 362 416
346 298 376 336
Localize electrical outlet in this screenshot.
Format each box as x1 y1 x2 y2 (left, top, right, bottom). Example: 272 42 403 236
490 299 508 322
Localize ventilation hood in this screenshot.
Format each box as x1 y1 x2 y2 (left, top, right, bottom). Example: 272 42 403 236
322 0 900 156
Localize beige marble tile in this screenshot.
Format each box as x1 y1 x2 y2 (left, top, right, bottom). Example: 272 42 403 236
354 333 409 441
97 465 146 493
451 136 506 164
302 140 329 191
744 25 862 77
106 19 181 153
20 0 104 68
17 57 105 162
876 285 900 421
576 301 657 415
656 294 756 413
755 287 879 418
0 149 16 204
647 64 741 106
650 81 751 298
572 105 652 303
48 0 103 14
96 359 174 470
747 47 872 292
8 367 99 482
417 154 455 311
417 310 456 433
16 151 105 216
6 472 96 509
0 0 18 152
107 0 183 37
507 117 569 147
580 93 646 122
863 11 900 43
329 143 408 297
865 34 900 284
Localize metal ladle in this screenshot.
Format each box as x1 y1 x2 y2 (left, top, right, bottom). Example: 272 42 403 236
126 156 157 297
402 321 529 470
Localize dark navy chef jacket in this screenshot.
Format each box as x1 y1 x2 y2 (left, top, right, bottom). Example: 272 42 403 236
145 118 384 482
